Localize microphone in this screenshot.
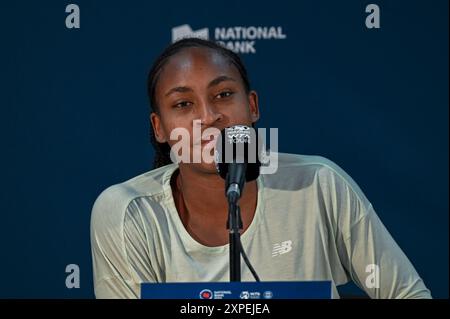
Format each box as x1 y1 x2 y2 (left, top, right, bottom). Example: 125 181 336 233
214 125 262 282
214 125 261 204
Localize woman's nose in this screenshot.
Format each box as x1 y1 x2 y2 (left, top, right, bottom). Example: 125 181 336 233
197 102 223 126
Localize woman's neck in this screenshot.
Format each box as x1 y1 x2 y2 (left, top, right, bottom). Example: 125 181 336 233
177 167 228 214
171 165 258 244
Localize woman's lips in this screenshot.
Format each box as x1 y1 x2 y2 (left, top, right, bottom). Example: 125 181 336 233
201 137 213 145
203 139 216 149
200 134 219 149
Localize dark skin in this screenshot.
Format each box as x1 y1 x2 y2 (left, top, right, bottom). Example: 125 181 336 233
150 47 260 247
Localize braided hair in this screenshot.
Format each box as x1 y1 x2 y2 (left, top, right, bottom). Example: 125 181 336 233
147 38 252 169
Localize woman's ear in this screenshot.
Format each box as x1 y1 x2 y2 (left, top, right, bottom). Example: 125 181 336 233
150 112 167 143
248 90 260 123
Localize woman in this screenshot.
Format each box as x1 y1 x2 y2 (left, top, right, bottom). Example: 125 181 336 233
90 38 431 299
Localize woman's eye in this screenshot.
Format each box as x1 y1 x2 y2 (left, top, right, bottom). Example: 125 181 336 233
216 91 234 99
174 101 192 108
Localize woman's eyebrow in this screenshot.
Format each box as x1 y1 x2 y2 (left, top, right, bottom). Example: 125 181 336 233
164 76 236 97
208 75 236 88
165 86 193 97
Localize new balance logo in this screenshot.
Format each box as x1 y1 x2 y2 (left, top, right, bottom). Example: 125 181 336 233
272 240 292 257
172 24 209 43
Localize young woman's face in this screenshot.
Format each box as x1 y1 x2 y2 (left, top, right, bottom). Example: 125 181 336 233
151 47 259 174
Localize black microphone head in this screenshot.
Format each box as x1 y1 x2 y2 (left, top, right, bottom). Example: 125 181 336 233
214 125 261 184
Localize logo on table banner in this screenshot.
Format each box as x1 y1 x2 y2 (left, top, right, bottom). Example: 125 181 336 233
199 289 213 299
263 291 273 299
240 291 250 299
171 24 287 54
240 291 262 299
199 289 232 299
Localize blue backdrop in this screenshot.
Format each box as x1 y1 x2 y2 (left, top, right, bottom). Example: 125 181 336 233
0 0 447 298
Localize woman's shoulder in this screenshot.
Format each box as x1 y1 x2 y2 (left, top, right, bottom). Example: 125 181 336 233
269 152 371 209
91 163 177 226
265 152 350 184
275 152 342 171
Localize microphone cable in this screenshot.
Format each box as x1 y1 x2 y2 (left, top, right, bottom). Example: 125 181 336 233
238 236 260 282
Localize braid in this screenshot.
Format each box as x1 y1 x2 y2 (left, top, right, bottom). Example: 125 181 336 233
147 38 251 169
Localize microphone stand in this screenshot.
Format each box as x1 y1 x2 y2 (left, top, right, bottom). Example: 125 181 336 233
227 187 243 282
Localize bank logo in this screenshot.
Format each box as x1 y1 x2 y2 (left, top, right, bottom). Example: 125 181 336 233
272 240 293 257
171 24 287 54
172 24 209 42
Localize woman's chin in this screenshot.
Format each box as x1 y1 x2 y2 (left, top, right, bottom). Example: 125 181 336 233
200 161 219 174
181 161 219 175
